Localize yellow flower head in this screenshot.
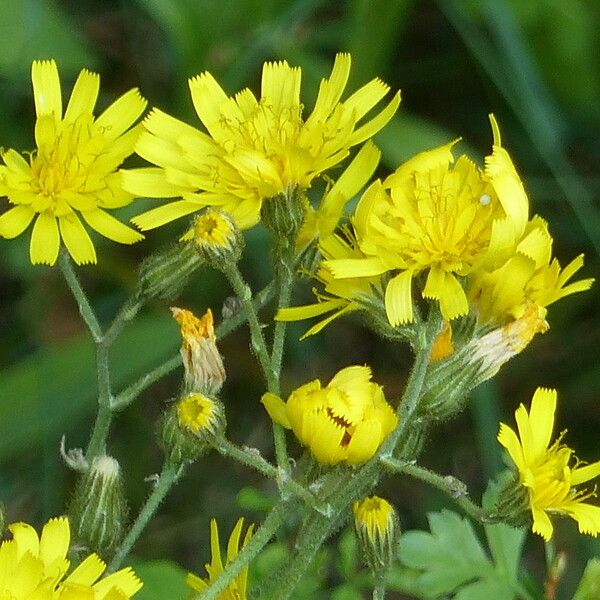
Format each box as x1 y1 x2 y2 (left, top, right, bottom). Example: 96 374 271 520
124 53 400 232
261 365 397 465
353 496 396 544
171 307 226 394
0 60 147 265
177 392 224 436
469 215 594 325
276 227 383 337
187 210 237 249
325 115 530 326
187 518 254 599
0 516 142 597
498 388 600 540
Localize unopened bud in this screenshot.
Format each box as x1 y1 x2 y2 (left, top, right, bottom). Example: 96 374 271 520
171 307 226 395
69 455 127 557
353 496 399 575
137 241 203 301
159 394 225 466
184 209 244 267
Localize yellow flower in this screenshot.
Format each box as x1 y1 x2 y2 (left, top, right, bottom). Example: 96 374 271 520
0 60 146 265
124 53 400 231
171 307 226 394
261 366 397 465
187 518 254 599
276 227 383 338
498 388 600 540
325 116 529 325
468 215 594 325
0 516 142 597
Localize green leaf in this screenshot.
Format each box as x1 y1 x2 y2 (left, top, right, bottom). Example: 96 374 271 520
398 508 524 599
331 583 364 600
573 558 600 600
131 559 188 600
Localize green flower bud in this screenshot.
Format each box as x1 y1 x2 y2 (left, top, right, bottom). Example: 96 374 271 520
159 393 226 466
137 240 203 301
353 496 400 576
69 455 128 557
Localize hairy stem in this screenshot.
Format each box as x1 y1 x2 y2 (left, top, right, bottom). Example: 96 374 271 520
381 457 486 522
108 461 182 572
373 574 387 600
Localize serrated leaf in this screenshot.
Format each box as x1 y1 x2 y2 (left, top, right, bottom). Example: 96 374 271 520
398 509 521 599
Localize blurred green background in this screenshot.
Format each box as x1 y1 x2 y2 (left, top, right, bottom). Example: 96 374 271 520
0 0 598 598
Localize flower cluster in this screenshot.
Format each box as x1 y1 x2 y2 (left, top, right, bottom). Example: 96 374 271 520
0 516 141 598
262 366 396 465
280 116 592 338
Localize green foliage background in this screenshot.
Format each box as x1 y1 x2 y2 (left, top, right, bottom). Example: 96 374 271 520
0 1 598 598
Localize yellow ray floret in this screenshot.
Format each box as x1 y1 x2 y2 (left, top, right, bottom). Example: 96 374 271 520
261 365 397 465
124 53 400 232
187 518 254 599
498 388 600 540
325 116 530 325
0 60 146 265
0 516 142 597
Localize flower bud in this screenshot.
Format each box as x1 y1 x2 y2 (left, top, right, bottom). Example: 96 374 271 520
158 393 226 466
260 187 305 247
171 307 226 395
69 455 128 557
137 240 203 301
184 209 244 267
353 496 399 575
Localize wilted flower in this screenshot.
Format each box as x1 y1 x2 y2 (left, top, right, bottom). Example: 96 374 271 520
262 365 397 465
0 60 146 265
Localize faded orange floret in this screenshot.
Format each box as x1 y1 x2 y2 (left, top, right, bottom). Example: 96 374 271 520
171 307 215 340
501 303 548 354
430 321 454 362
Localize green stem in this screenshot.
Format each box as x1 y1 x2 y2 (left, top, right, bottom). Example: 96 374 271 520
373 574 387 600
111 282 276 412
222 263 277 392
214 437 324 511
108 461 182 572
58 251 102 342
193 502 288 600
381 458 486 522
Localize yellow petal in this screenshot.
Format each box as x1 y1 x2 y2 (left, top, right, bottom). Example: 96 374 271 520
0 205 35 238
326 257 387 278
306 53 351 124
276 299 346 322
31 59 62 118
531 506 553 540
261 393 292 429
95 88 147 141
346 418 382 464
65 553 105 585
261 61 301 113
528 387 557 458
385 270 414 325
571 461 600 486
121 167 185 198
83 209 143 244
59 214 97 265
131 199 201 230
64 69 100 122
92 566 143 597
562 502 600 537
39 517 70 569
8 522 40 559
347 91 401 147
497 422 525 472
30 212 60 265
436 273 469 321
